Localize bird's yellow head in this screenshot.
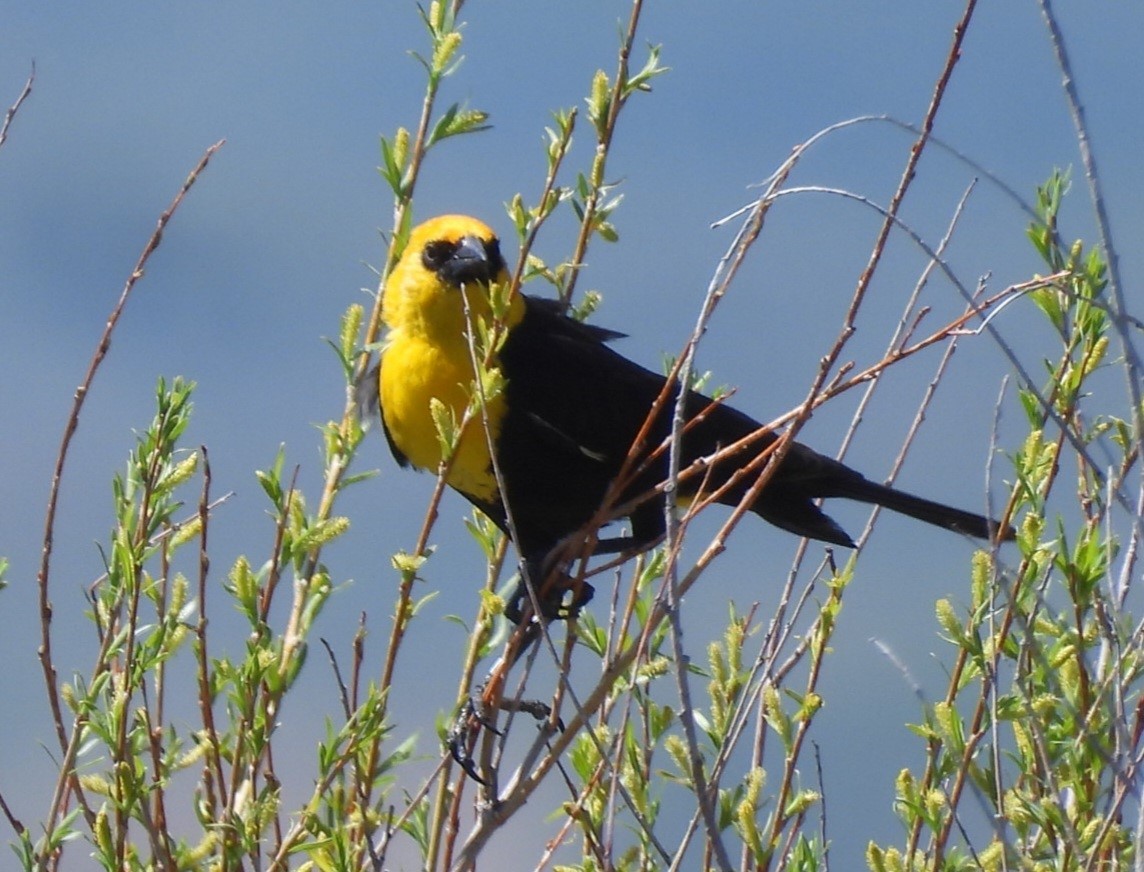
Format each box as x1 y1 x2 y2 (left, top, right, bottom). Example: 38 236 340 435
382 214 521 342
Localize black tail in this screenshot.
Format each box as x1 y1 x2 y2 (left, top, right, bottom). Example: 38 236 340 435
839 477 1012 541
752 473 1013 549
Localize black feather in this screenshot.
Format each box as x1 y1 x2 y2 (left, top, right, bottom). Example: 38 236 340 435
358 361 410 468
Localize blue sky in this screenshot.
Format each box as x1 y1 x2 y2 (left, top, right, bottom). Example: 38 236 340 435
1 2 1141 866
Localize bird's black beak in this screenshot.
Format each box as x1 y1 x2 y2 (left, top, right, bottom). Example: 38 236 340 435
441 234 499 286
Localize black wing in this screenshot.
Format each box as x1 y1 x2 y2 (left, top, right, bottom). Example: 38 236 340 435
494 295 779 556
357 360 410 468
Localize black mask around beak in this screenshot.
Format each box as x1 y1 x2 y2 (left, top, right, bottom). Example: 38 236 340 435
440 234 500 286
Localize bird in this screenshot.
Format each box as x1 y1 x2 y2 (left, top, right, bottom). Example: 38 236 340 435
375 214 1012 620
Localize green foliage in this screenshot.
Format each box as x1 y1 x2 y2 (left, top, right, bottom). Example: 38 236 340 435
19 364 389 870
866 174 1141 871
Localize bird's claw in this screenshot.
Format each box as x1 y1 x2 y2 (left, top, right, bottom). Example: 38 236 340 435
505 569 594 625
447 692 564 784
448 697 494 785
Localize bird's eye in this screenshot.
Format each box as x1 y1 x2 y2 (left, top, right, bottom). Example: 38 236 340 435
483 238 502 264
421 240 456 271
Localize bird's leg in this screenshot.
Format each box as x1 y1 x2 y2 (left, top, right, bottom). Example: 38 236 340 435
447 674 565 785
505 555 594 624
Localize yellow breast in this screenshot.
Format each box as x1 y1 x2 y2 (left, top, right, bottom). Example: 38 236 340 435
379 330 503 503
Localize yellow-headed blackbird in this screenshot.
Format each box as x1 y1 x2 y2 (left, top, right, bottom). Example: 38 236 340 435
377 215 1011 618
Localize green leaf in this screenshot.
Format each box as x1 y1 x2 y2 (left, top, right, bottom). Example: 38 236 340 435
427 103 491 148
392 550 429 575
586 69 610 134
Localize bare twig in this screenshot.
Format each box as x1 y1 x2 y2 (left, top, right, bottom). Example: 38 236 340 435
193 447 228 831
0 788 24 844
0 63 34 153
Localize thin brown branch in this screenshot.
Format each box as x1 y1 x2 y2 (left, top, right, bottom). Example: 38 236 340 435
0 787 24 842
0 63 34 153
194 447 227 831
843 0 977 333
